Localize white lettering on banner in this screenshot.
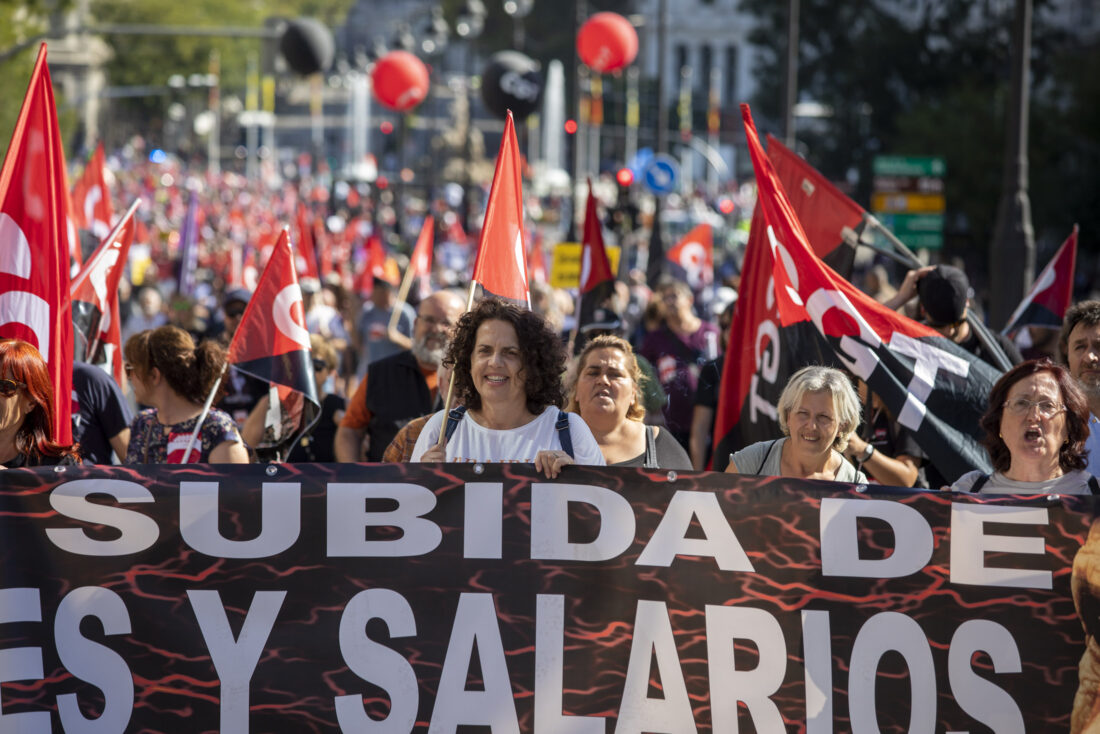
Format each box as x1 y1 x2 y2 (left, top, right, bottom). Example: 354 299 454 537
804 288 882 380
950 505 1052 589
706 605 786 733
47 480 159 556
849 612 936 733
0 588 49 732
188 589 286 734
615 600 696 734
749 318 780 423
55 587 134 733
636 491 755 571
430 593 520 734
180 481 301 558
535 595 606 734
464 482 504 559
820 498 934 578
327 483 442 557
337 589 419 733
889 332 972 432
530 483 635 562
802 611 833 734
948 620 1025 733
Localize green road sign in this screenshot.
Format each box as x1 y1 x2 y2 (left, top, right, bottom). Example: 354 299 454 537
875 212 944 250
872 156 946 178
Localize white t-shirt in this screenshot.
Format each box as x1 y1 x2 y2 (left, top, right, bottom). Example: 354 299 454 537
950 468 1097 495
411 407 606 466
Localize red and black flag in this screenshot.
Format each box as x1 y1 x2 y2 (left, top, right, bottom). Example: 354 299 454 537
720 105 998 483
227 228 320 461
71 199 139 388
765 134 866 278
1001 225 1078 338
577 178 616 336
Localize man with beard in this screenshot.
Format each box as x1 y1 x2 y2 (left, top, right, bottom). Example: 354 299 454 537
334 290 465 462
1060 300 1100 476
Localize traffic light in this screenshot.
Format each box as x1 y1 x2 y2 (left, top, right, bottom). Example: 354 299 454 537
615 167 634 188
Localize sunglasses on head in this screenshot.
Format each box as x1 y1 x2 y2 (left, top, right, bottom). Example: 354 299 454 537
0 378 26 397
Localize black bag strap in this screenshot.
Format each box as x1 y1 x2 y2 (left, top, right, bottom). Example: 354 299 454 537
643 425 658 469
443 406 467 443
968 473 991 493
556 411 574 459
756 439 779 475
1090 476 1100 496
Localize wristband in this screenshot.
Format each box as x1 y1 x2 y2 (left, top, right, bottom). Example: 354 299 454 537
859 444 875 462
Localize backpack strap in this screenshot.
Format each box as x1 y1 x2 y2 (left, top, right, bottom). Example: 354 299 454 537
555 411 575 459
1089 475 1100 496
967 473 991 493
643 425 659 469
756 439 780 475
443 406 467 443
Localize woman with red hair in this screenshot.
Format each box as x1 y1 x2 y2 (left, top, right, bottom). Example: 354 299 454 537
0 339 80 468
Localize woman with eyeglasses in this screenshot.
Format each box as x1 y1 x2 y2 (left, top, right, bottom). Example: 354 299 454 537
0 339 80 468
123 326 250 464
950 359 1097 494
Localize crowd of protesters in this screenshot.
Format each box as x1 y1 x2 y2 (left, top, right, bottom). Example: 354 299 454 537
1 147 1098 496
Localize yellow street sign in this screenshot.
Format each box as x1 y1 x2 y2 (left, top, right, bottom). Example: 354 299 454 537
871 192 946 214
550 242 622 289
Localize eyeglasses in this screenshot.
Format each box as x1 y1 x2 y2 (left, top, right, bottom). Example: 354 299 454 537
0 378 25 397
225 307 246 319
312 359 329 372
1004 397 1065 418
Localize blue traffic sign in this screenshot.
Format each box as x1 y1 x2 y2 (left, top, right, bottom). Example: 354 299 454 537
642 154 680 195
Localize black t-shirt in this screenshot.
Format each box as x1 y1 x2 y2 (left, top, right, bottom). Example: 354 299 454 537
216 367 269 427
862 407 928 488
72 361 133 464
287 394 347 463
958 324 1023 369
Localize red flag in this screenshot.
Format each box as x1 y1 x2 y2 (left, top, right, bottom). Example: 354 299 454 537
71 200 139 387
665 223 713 291
409 214 434 298
295 203 320 280
228 229 320 460
470 112 529 304
579 178 614 295
1001 226 1078 337
766 134 865 265
0 46 73 443
528 232 548 285
71 142 114 241
734 104 998 482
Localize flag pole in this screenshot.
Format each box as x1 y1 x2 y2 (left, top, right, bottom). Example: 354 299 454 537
566 289 581 357
386 258 418 334
435 279 480 448
862 213 922 268
181 363 227 464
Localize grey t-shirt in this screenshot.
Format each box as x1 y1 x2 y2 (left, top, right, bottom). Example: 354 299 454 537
950 468 1097 495
356 302 415 377
730 437 867 484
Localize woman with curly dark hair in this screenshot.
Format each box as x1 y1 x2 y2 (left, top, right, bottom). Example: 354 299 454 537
950 359 1097 494
411 298 604 476
123 326 249 464
0 339 80 468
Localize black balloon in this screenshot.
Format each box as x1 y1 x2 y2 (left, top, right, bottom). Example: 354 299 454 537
280 18 335 76
481 51 544 121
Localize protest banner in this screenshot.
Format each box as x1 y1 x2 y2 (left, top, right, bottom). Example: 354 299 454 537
0 463 1093 731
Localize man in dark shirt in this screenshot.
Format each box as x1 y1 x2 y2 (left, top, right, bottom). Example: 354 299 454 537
72 361 132 464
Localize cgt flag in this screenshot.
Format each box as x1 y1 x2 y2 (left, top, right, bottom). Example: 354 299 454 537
1001 225 1078 338
738 104 998 482
577 177 615 336
766 134 866 279
665 222 714 291
71 142 114 241
71 199 139 387
227 229 320 461
470 111 529 305
0 45 73 444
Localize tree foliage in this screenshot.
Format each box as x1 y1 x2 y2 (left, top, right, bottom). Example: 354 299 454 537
741 0 1099 279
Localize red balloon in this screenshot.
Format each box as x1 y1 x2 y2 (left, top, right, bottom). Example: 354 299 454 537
371 51 430 111
577 12 638 73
